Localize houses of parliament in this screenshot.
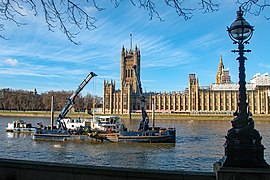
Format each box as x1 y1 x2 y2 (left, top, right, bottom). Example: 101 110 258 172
103 43 270 115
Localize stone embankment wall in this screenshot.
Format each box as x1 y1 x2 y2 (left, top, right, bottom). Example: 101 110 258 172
0 158 215 180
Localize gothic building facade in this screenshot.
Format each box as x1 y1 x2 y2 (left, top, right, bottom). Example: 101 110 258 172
103 45 270 115
103 45 141 114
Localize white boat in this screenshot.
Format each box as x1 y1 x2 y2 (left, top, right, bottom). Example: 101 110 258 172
61 118 91 130
56 116 125 132
6 119 36 133
91 116 126 133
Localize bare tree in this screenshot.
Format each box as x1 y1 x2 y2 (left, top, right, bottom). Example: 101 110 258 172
0 1 266 44
0 0 99 44
237 0 270 20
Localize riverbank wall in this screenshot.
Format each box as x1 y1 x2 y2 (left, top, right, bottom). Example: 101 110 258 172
0 158 215 180
1 110 270 121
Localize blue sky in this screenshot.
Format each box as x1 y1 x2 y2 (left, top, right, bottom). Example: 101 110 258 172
1 1 270 97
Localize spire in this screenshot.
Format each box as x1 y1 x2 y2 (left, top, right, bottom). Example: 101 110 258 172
122 45 125 55
216 54 225 84
219 55 224 69
130 33 132 51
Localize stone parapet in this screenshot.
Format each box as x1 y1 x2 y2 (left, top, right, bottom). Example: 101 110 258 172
214 162 270 180
0 158 215 180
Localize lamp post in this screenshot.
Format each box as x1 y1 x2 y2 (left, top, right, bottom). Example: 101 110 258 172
221 7 269 168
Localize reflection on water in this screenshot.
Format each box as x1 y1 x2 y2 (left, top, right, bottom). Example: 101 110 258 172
0 116 269 172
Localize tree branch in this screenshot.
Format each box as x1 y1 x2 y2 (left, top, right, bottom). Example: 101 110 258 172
129 0 163 21
0 0 269 44
199 0 219 13
165 0 194 20
237 0 270 20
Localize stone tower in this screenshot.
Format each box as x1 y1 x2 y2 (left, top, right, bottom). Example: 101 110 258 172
188 74 199 111
220 68 231 84
216 55 224 84
103 35 141 114
120 44 140 93
103 80 115 114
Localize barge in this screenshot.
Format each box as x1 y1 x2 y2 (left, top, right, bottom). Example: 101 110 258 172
91 65 176 143
100 128 176 143
32 71 98 141
33 130 103 142
32 67 176 143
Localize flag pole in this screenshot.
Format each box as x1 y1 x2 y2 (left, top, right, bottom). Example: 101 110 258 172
130 33 132 50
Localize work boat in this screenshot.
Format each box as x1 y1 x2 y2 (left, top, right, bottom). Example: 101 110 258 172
6 119 36 133
33 71 100 142
62 118 91 130
91 116 126 132
99 65 176 143
102 127 176 143
93 115 176 143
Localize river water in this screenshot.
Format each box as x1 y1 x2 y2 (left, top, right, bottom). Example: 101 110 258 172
0 116 270 172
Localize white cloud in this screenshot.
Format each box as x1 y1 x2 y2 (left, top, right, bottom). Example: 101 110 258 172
258 63 270 69
187 32 225 50
3 58 19 66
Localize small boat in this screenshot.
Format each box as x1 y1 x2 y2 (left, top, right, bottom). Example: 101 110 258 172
62 118 91 130
91 116 126 132
6 119 36 133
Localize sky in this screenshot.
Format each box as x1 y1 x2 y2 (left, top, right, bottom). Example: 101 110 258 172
1 1 270 97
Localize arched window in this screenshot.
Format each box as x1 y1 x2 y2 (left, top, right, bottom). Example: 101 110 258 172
128 69 130 77
131 69 133 77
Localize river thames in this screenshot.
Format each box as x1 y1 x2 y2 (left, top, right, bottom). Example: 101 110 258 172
0 116 269 172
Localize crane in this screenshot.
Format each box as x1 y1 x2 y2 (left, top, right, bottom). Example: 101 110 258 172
132 65 149 131
57 71 97 131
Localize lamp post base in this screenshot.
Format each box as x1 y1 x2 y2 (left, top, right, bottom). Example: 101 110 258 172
213 163 270 180
221 143 269 168
219 116 270 168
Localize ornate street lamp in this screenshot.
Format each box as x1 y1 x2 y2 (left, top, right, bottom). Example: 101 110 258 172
221 7 269 167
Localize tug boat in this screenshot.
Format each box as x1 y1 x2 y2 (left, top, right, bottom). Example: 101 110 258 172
6 119 36 133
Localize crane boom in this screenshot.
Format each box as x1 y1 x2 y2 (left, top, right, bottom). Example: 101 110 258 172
132 65 149 131
57 72 97 130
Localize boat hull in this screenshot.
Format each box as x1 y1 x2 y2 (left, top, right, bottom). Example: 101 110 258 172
118 135 174 143
33 133 70 141
6 127 36 133
33 129 104 142
101 129 176 143
32 127 176 143
33 134 104 142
